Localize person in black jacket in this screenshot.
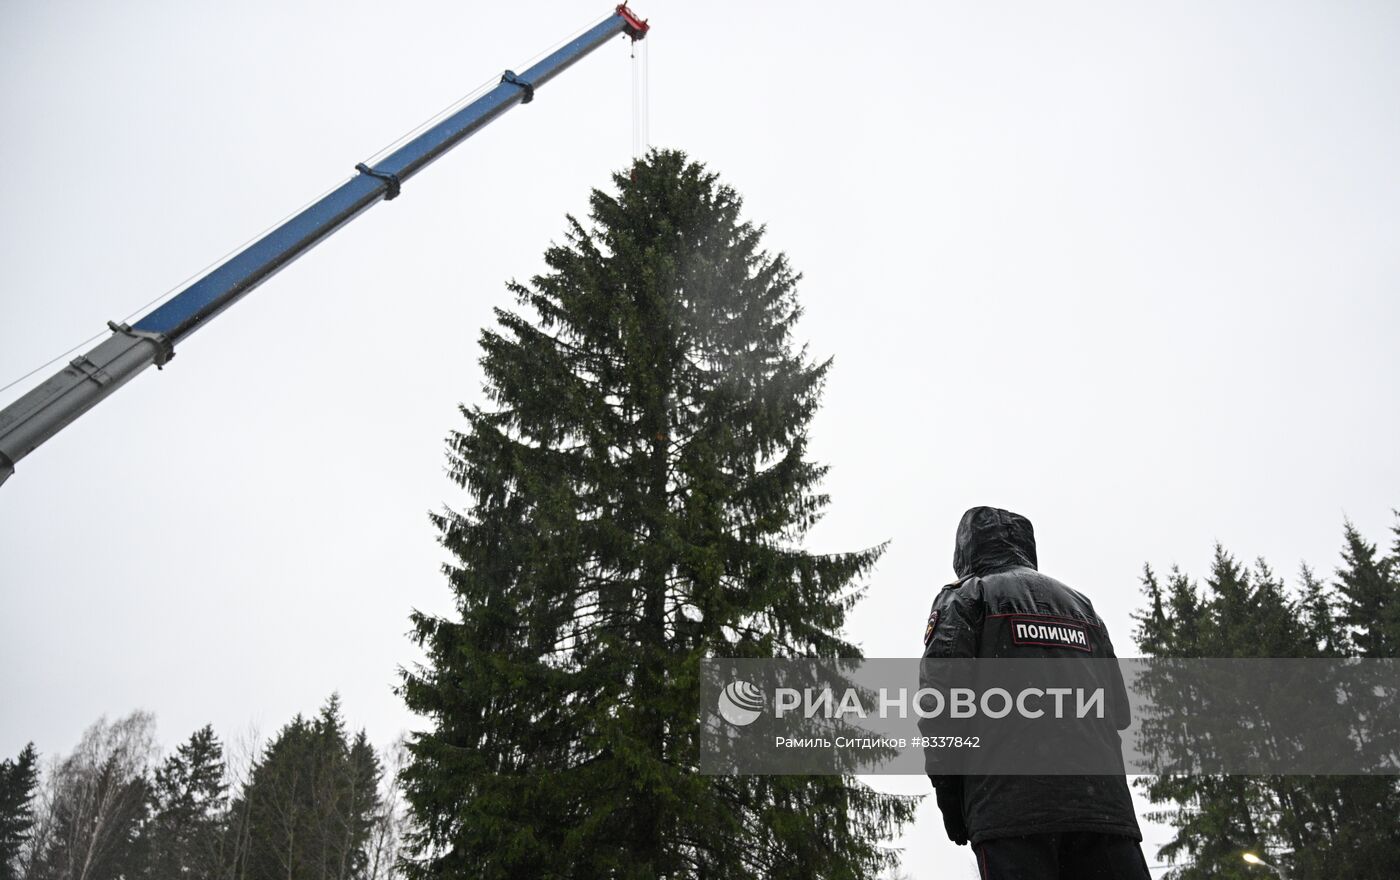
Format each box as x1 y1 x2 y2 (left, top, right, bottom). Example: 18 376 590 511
920 506 1150 879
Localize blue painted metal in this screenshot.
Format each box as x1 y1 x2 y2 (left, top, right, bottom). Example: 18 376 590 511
0 6 647 488
134 8 635 343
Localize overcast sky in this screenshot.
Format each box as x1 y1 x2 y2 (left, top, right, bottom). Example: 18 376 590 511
3 1 1398 876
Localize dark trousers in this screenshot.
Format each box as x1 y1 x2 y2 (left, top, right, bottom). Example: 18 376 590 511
973 832 1150 879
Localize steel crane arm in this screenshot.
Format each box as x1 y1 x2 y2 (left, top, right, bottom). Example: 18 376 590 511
0 5 649 487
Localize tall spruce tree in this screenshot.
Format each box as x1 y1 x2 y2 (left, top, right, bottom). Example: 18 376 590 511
401 150 914 878
0 744 39 880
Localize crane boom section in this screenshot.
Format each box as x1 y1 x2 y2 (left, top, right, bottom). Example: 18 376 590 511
0 6 649 487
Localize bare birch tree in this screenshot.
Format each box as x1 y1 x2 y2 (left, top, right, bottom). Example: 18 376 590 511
26 712 156 880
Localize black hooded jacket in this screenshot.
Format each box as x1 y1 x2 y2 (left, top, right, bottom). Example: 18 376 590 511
920 506 1140 844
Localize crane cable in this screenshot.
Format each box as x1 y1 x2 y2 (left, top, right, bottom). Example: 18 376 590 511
0 10 617 404
631 35 650 158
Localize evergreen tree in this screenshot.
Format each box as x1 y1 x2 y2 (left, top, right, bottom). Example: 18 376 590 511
401 150 914 879
1134 551 1285 880
341 731 383 880
1134 518 1400 879
1336 521 1394 656
235 712 315 879
1387 510 1400 651
1296 564 1347 656
0 744 39 880
1133 564 1169 655
1131 564 1205 658
236 695 382 880
1326 515 1400 873
142 725 227 879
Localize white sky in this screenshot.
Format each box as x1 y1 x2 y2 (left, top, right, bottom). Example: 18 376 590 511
3 1 1398 876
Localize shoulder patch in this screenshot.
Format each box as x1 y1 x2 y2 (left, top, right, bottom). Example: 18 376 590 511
923 609 940 646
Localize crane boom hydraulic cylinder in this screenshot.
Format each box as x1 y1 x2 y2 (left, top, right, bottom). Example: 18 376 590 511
0 5 649 487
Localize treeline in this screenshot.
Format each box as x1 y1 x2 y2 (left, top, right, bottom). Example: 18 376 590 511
1133 512 1400 879
0 695 407 880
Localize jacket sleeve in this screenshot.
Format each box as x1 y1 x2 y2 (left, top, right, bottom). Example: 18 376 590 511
920 580 984 787
921 579 984 661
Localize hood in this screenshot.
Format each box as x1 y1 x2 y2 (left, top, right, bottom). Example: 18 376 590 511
953 506 1038 578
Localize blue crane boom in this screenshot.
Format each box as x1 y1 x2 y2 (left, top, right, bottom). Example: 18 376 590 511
0 5 649 487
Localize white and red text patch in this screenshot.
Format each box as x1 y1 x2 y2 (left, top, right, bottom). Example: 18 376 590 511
1009 616 1091 652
